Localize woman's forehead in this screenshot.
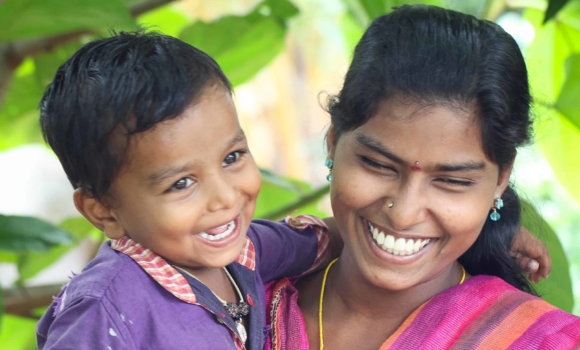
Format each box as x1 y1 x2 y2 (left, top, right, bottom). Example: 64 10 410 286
345 101 487 164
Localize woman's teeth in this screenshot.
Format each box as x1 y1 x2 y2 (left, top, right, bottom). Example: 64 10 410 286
199 220 236 241
368 221 431 256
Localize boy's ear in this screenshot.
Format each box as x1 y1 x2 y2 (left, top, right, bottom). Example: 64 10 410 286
73 189 125 240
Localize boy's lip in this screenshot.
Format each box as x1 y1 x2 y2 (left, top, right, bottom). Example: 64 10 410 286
196 214 242 248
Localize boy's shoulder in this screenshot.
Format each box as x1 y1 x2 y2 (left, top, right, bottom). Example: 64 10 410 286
61 242 142 302
50 241 169 321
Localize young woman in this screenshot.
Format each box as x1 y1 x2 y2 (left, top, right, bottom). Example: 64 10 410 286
265 5 580 349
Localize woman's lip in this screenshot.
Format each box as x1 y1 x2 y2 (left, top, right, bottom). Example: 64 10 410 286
196 214 242 248
363 218 437 241
361 217 436 265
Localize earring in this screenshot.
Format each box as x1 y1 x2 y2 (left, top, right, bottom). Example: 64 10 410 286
489 198 504 221
325 158 333 182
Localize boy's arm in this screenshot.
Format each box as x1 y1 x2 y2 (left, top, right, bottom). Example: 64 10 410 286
37 296 132 350
511 225 551 283
249 215 329 283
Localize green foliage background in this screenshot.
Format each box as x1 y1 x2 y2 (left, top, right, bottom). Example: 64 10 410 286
0 0 579 347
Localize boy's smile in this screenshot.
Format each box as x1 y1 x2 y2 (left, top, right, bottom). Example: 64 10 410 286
91 85 261 271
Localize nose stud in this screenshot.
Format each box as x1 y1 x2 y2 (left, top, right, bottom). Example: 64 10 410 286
388 202 394 208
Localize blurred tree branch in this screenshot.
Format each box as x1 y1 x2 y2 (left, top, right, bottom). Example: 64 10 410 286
0 0 177 110
2 283 62 319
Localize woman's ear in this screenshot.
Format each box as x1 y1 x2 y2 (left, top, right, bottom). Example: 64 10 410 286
495 161 514 199
326 125 338 158
73 189 125 240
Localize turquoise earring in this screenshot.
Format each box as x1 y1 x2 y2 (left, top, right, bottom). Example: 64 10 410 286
325 158 333 182
490 198 504 221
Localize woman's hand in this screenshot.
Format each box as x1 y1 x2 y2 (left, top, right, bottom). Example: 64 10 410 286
511 226 551 283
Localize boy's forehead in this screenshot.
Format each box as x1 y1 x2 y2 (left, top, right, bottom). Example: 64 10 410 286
113 91 245 182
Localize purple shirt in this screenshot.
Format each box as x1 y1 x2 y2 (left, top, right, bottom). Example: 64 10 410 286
36 218 326 350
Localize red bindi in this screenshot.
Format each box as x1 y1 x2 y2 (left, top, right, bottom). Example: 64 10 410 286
410 161 422 171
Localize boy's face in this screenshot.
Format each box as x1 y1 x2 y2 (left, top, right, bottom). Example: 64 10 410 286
99 85 261 270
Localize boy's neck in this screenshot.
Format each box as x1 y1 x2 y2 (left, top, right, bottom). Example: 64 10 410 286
174 264 240 304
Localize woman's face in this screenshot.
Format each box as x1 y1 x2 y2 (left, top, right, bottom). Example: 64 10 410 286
329 98 511 291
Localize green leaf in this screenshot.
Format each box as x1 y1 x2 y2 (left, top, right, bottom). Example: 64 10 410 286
0 0 135 42
0 74 44 129
259 168 305 193
179 6 286 86
255 172 328 220
0 215 74 253
0 292 3 332
521 201 574 312
544 0 572 24
34 40 84 87
0 251 18 263
341 0 445 28
555 55 580 130
18 217 97 281
0 315 37 349
525 8 580 204
136 4 190 37
264 0 300 19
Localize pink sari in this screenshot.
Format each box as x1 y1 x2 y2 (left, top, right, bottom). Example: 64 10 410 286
264 275 580 349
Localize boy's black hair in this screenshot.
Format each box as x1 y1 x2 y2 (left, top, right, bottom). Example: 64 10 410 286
40 31 232 200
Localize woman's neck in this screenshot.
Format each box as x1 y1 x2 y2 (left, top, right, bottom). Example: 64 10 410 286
327 253 464 323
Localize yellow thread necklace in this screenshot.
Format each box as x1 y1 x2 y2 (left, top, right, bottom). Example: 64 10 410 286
318 259 466 350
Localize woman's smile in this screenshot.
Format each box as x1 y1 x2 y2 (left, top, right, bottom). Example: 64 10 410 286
363 217 437 260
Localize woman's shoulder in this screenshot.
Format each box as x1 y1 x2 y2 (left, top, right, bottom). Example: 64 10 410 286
421 274 580 349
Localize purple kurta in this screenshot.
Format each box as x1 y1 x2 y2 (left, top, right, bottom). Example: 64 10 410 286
37 217 327 350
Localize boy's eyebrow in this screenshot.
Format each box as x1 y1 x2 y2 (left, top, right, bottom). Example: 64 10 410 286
148 163 194 186
355 134 405 164
148 129 247 186
228 129 246 150
355 133 485 172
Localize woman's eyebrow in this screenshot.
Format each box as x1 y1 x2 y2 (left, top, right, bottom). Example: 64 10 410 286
355 134 486 172
355 134 405 164
435 161 486 172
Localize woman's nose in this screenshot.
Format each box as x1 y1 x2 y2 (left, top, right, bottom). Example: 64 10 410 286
386 181 427 230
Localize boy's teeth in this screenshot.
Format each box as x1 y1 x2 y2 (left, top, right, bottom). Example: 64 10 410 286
199 220 236 241
368 221 432 256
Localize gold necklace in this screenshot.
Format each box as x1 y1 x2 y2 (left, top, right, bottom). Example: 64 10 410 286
173 265 248 344
317 259 467 350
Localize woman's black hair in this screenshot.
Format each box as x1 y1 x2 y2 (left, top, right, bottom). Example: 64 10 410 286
328 5 535 293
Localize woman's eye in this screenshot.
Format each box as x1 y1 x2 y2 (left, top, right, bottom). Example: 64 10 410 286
222 151 246 167
436 178 473 187
170 178 194 191
360 156 396 172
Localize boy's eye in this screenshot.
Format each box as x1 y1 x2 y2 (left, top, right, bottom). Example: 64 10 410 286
170 178 194 191
222 151 246 166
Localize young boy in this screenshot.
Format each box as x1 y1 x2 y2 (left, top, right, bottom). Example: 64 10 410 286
36 31 333 350
36 31 548 350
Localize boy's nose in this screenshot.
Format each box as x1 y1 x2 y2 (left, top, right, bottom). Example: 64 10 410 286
206 173 237 212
